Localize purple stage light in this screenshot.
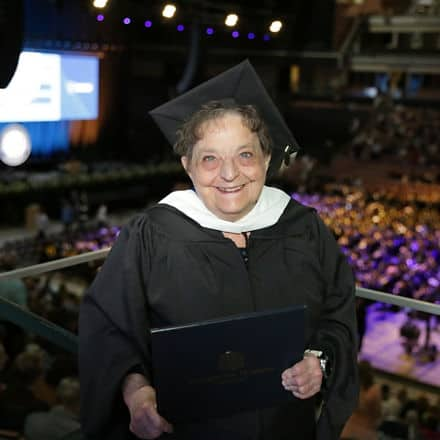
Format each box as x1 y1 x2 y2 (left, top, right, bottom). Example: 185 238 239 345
428 277 439 287
123 17 131 25
410 241 419 252
97 14 105 22
177 24 185 31
144 20 152 28
247 32 255 40
406 258 416 268
232 30 239 38
206 27 214 35
263 34 270 41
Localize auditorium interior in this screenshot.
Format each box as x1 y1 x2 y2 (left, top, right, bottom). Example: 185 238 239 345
0 0 439 438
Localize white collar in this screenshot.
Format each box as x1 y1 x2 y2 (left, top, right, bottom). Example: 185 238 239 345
159 185 290 233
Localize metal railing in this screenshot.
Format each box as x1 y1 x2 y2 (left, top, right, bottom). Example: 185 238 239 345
0 249 439 355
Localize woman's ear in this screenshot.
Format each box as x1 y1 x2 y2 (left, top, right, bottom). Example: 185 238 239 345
181 156 191 176
264 154 271 171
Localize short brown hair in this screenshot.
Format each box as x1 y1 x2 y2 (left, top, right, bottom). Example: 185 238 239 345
173 100 272 160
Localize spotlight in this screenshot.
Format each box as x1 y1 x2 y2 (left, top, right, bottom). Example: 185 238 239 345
225 14 238 27
144 20 153 28
92 0 108 9
177 24 185 31
123 17 131 25
269 20 282 33
231 30 239 38
206 27 214 35
162 4 176 18
263 34 270 41
96 14 105 22
247 32 255 40
0 124 32 167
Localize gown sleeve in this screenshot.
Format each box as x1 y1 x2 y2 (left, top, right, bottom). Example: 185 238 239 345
78 214 154 440
311 214 360 440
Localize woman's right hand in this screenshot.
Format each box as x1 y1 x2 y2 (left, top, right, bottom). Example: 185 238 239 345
126 385 173 439
122 373 173 439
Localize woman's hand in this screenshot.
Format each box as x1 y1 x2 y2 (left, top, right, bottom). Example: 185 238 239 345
281 353 323 399
122 373 173 439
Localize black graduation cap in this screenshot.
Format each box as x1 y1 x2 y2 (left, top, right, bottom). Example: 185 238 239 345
149 59 300 177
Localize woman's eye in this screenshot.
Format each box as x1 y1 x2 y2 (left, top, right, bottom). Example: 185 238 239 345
202 155 216 162
240 151 253 159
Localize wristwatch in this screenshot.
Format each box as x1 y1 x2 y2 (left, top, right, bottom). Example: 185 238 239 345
304 349 331 380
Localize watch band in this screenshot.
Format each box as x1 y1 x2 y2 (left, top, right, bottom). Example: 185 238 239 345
304 349 330 380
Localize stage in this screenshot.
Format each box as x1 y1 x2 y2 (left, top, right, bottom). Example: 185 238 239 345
361 302 440 391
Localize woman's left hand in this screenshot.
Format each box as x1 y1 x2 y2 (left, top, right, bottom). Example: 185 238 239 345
281 354 323 399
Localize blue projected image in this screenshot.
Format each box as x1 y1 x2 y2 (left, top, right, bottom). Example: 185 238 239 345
0 51 99 157
61 54 99 120
0 50 99 123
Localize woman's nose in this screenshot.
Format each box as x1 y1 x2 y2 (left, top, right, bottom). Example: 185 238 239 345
219 158 239 181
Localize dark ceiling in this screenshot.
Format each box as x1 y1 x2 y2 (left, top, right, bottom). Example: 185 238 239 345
22 0 336 52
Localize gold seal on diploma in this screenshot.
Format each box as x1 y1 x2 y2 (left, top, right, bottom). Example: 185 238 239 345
218 351 245 372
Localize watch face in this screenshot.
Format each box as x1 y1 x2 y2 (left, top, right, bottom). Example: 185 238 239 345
304 349 330 378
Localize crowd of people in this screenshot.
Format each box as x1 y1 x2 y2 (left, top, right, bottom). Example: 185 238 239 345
0 249 84 439
341 360 440 440
349 103 440 172
292 190 440 305
0 339 80 440
0 208 118 269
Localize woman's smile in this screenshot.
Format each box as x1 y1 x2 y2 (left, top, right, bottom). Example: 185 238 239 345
216 184 246 193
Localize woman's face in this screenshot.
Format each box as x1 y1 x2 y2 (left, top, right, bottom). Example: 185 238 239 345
181 113 270 222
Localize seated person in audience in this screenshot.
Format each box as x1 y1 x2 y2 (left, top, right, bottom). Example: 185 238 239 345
35 208 50 240
24 376 81 440
0 253 28 308
419 398 440 440
377 384 410 440
25 344 57 407
380 383 402 421
0 341 9 392
95 204 109 228
0 350 49 432
341 360 382 440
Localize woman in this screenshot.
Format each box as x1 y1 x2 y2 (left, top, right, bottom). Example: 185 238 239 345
79 60 359 440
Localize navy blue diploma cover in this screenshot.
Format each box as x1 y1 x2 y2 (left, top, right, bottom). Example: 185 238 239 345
151 305 306 423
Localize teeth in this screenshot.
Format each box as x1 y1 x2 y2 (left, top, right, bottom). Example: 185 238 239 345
219 185 243 192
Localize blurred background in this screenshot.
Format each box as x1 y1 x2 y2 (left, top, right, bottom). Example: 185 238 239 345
0 1 439 439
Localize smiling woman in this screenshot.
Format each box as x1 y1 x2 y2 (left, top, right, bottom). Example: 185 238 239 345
79 60 359 440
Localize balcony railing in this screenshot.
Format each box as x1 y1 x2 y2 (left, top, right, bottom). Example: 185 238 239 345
0 248 439 355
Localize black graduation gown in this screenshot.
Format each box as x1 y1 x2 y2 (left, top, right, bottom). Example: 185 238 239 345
78 198 359 440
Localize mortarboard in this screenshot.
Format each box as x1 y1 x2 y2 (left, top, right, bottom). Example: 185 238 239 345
149 59 300 177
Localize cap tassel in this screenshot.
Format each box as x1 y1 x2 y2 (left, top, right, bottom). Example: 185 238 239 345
283 145 299 167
